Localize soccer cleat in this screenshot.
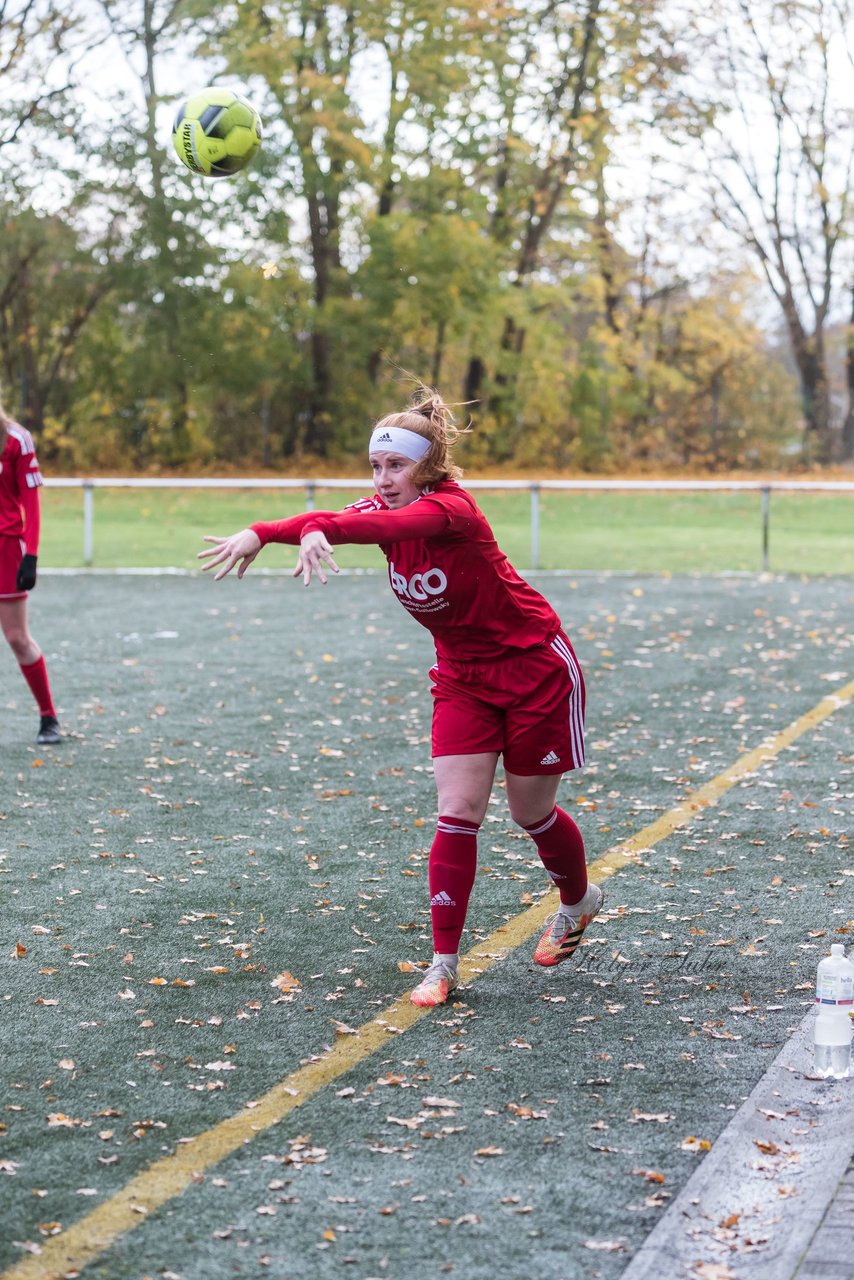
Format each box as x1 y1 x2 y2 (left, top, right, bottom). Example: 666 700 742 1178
36 715 62 745
533 883 604 967
410 959 459 1008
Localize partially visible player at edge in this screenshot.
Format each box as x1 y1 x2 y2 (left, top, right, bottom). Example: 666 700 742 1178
0 399 61 744
199 386 602 1007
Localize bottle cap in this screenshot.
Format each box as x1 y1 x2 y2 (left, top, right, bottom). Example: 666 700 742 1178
831 944 845 955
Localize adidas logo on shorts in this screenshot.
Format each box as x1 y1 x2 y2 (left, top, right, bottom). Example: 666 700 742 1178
430 890 456 907
540 750 560 765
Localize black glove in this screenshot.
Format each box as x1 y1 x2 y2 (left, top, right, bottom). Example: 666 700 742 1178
16 553 37 592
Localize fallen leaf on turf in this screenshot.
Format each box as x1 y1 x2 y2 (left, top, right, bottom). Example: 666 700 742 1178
271 971 301 992
583 1239 626 1252
474 1146 503 1157
681 1136 712 1152
645 1190 671 1207
506 1102 548 1120
754 1138 779 1155
15 942 27 958
47 1114 79 1128
422 1096 460 1108
632 1168 666 1183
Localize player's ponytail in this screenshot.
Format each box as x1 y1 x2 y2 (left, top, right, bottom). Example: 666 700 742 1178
373 383 470 488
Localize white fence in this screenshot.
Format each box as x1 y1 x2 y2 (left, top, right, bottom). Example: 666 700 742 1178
45 476 854 571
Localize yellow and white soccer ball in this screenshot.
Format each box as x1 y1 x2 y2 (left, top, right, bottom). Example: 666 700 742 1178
172 87 262 178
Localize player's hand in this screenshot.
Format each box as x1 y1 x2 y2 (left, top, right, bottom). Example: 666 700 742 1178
198 529 262 580
16 553 37 592
294 531 339 586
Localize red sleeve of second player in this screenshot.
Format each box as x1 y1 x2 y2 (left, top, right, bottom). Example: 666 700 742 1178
14 435 42 555
19 484 41 554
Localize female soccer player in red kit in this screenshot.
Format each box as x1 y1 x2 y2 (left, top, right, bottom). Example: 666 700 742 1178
0 402 61 744
200 387 602 1006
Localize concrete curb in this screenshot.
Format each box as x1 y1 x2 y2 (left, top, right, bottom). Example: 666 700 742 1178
619 1010 854 1280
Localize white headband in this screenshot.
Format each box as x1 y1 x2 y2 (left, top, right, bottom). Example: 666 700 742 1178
368 426 431 462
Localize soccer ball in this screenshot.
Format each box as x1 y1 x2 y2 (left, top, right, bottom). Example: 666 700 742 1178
172 87 262 178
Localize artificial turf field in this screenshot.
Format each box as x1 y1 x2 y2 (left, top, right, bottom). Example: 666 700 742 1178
1 569 852 1280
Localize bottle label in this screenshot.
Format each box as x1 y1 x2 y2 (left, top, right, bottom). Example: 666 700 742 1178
816 975 854 1005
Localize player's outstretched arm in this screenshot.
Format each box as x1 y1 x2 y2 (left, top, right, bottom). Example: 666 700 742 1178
198 529 262 580
293 530 340 586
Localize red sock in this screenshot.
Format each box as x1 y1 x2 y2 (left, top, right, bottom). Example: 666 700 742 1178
522 807 588 905
428 816 479 953
20 656 56 718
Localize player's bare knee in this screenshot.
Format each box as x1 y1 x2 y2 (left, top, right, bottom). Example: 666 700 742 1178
6 630 35 662
508 804 542 829
438 797 485 826
5 630 26 658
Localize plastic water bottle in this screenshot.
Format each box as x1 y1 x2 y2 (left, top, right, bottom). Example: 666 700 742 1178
813 943 854 1079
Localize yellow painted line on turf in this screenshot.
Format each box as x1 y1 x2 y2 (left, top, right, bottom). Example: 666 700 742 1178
4 677 853 1280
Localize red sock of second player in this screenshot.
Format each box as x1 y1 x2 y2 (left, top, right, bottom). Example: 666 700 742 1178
523 806 588 906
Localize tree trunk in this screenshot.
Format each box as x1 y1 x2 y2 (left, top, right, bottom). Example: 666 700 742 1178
304 181 340 454
431 318 446 387
142 2 189 461
777 292 834 464
842 286 854 463
795 342 833 465
463 356 486 409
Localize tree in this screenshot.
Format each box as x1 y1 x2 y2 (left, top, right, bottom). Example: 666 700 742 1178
0 0 81 151
0 207 113 441
689 0 854 463
458 0 687 455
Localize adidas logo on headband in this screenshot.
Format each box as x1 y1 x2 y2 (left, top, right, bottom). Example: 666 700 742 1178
368 425 431 462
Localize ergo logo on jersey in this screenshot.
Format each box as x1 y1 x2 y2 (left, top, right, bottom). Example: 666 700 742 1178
390 561 448 601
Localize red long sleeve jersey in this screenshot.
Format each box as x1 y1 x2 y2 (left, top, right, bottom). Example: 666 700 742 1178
251 481 562 662
0 422 43 552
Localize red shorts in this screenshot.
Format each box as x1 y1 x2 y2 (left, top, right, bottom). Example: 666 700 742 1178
429 629 586 775
0 535 27 600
